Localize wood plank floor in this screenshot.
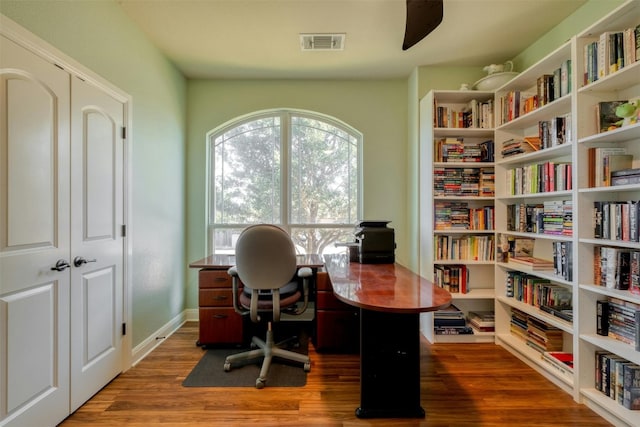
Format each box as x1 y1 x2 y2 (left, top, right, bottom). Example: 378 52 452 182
60 322 612 426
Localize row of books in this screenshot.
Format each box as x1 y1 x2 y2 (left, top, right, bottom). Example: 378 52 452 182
593 200 640 242
597 298 640 349
539 115 571 148
510 308 563 353
433 264 469 294
434 234 495 262
497 59 572 126
505 271 572 322
593 247 640 293
434 137 494 163
506 201 573 236
434 202 494 231
595 351 640 410
505 161 572 195
584 26 640 86
433 167 495 197
434 98 494 129
587 146 634 187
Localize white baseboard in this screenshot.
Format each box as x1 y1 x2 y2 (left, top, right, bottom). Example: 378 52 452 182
131 309 199 366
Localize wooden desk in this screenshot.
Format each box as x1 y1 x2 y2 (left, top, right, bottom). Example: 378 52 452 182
189 254 324 347
324 254 451 419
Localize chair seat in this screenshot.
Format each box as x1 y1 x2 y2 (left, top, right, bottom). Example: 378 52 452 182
240 289 301 310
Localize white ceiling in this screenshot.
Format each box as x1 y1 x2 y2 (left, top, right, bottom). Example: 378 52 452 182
117 0 588 80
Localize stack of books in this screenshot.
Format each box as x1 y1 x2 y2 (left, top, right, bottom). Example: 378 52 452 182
467 311 495 332
501 137 541 158
434 304 473 335
509 256 555 271
542 351 573 376
611 167 640 186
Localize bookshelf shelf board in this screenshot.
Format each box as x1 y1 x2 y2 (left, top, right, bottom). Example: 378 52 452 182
433 196 494 202
434 332 495 344
496 230 573 242
497 95 571 131
434 229 495 235
578 61 640 94
578 238 640 250
578 122 640 145
578 283 640 305
579 334 640 366
497 41 572 92
497 295 573 333
434 161 495 168
434 128 494 137
581 389 640 427
498 263 573 286
449 288 495 299
434 259 495 265
578 183 640 194
497 143 572 165
495 333 574 389
496 190 573 200
432 90 495 103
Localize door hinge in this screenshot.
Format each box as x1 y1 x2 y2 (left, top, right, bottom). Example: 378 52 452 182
122 127 127 139
122 323 127 336
121 224 127 237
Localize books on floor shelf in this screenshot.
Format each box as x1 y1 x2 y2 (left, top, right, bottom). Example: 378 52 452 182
467 311 495 332
434 304 474 335
542 351 573 375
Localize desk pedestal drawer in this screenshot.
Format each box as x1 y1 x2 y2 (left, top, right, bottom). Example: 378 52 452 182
198 307 243 345
315 309 359 353
199 289 234 307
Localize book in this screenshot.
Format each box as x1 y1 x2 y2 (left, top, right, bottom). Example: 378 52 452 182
597 300 609 336
603 154 633 186
623 364 640 410
542 351 573 373
596 100 627 133
468 311 495 332
509 256 555 270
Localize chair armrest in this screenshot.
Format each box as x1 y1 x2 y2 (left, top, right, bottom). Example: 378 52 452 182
292 267 313 315
227 266 246 316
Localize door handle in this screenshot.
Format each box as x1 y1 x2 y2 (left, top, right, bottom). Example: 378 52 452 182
73 256 97 267
51 259 71 271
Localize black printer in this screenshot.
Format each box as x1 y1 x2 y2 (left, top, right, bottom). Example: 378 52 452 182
354 220 396 264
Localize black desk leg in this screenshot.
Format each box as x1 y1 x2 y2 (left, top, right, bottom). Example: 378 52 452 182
355 309 425 419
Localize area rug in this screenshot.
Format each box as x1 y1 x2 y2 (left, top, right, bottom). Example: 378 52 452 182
182 336 308 387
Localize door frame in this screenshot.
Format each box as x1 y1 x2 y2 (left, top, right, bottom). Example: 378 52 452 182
1 14 134 371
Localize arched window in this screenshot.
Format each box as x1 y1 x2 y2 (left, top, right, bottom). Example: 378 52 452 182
207 109 362 255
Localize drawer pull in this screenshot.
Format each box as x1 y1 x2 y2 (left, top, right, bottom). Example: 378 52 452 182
213 314 228 319
214 277 227 282
215 295 229 301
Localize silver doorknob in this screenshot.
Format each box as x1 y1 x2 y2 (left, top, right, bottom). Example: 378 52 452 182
73 256 97 267
51 259 71 271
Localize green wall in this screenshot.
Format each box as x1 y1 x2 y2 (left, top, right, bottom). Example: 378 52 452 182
0 0 187 347
185 79 408 307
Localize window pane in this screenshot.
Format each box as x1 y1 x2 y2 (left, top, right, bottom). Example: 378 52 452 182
289 227 355 255
290 116 358 224
211 227 245 254
213 117 281 224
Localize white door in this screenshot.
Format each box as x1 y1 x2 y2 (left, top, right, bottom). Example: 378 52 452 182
0 35 72 427
69 76 124 412
1 33 127 426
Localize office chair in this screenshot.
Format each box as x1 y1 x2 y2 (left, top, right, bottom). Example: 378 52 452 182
224 224 312 388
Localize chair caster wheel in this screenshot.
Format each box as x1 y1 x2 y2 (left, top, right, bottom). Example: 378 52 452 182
304 362 311 372
224 362 231 372
256 378 266 389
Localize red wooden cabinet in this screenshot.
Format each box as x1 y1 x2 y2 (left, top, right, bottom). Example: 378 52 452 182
314 271 359 353
197 269 244 346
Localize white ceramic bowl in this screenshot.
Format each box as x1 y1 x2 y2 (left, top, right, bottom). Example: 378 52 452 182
473 71 519 91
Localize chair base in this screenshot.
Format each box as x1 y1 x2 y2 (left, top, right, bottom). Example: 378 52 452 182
224 323 311 389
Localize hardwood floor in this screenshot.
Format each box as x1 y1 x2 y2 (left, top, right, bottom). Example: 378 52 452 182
60 322 612 426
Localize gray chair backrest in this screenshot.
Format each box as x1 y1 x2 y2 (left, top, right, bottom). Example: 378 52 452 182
235 224 297 290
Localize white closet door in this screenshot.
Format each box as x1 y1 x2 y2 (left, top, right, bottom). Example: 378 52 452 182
0 35 72 427
69 76 124 411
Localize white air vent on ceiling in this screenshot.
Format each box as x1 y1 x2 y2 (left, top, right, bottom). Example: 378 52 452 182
300 33 345 51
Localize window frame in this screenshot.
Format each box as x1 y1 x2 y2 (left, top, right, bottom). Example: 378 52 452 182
205 108 363 255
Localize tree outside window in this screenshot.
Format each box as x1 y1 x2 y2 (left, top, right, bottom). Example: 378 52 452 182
207 110 362 255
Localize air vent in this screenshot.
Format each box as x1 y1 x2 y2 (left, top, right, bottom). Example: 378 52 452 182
300 33 345 51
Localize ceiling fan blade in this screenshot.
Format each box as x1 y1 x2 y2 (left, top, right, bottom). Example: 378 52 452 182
402 0 444 51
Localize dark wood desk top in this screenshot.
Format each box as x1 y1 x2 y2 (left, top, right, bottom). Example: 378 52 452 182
324 254 451 314
189 254 325 269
